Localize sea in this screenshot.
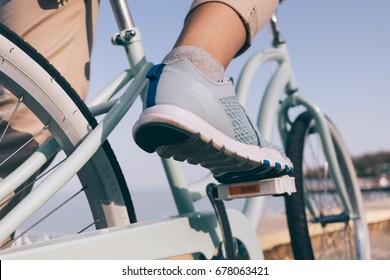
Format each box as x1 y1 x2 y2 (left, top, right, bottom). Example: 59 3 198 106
14 187 390 244
15 189 285 240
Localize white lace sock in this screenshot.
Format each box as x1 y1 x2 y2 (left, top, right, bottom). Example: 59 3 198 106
162 46 224 82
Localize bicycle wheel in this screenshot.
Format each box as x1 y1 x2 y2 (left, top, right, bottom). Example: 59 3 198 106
284 111 370 259
0 23 136 248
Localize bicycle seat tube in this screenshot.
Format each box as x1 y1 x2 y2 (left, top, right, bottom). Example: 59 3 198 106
110 0 135 29
110 0 146 72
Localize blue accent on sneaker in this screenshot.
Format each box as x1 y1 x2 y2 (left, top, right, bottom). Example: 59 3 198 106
145 64 166 108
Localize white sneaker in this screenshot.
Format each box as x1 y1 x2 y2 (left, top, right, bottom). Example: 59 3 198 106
133 59 293 183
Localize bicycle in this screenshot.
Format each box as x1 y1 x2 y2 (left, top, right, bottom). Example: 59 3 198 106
0 0 371 260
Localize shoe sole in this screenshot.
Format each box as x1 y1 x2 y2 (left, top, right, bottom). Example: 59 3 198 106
133 105 293 183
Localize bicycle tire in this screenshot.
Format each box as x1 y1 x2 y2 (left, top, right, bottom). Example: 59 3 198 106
284 111 370 259
0 23 136 247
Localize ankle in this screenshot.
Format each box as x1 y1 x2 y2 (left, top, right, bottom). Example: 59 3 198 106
162 46 224 82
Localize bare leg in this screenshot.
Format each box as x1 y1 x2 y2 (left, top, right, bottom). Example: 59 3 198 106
162 1 278 82
174 2 246 69
174 1 278 68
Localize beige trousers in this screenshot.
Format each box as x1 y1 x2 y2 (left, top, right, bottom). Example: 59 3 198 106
191 0 276 55
0 1 100 233
0 0 99 179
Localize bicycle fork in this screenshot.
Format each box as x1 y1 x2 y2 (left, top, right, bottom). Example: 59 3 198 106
279 94 356 218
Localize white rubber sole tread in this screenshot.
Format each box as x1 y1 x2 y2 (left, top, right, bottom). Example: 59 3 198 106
133 105 293 183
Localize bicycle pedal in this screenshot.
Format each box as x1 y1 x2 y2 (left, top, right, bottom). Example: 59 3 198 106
214 175 296 201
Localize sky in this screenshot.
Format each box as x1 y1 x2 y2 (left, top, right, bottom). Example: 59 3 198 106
87 0 390 191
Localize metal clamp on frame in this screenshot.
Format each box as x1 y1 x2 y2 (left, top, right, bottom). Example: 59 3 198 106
112 28 141 46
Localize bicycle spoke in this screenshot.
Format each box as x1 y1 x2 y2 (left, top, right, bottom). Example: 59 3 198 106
342 223 355 258
1 187 86 250
0 22 133 252
0 96 23 145
304 144 354 258
311 217 354 259
0 124 49 167
327 230 344 258
0 158 64 209
77 218 101 234
289 115 362 259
